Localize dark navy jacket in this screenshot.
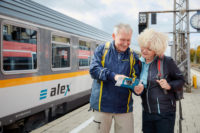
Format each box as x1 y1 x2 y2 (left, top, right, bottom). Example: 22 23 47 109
89 41 140 113
141 56 185 114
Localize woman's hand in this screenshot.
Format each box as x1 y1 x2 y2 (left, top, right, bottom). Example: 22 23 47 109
156 79 171 90
134 82 144 95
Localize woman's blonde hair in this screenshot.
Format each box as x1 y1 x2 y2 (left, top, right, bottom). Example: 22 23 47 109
137 28 168 56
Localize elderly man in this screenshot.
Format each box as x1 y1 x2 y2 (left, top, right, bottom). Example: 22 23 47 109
89 23 143 133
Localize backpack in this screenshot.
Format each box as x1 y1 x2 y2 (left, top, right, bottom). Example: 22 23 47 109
157 57 184 101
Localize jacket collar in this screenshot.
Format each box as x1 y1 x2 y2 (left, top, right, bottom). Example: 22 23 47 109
139 56 157 64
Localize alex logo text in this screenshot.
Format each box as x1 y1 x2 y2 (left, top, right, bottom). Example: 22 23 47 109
40 83 70 100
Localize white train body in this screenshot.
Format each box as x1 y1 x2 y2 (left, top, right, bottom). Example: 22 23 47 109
0 0 111 132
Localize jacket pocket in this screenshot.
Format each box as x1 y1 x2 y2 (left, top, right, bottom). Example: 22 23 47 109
157 96 175 112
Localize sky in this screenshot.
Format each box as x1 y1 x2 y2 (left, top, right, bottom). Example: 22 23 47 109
33 0 200 55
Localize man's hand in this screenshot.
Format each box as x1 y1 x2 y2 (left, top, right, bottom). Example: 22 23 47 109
114 74 127 81
156 79 171 90
134 82 144 95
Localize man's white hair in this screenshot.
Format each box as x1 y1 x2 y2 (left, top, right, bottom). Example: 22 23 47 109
137 28 168 56
113 23 133 35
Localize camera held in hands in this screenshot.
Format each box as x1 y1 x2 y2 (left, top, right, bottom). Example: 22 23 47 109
115 77 139 91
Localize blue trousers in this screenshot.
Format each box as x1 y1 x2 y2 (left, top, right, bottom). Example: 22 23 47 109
142 111 176 133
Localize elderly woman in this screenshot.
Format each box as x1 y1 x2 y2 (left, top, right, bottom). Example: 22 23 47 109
137 29 185 133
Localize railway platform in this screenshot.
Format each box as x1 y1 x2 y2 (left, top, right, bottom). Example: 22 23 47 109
31 86 200 133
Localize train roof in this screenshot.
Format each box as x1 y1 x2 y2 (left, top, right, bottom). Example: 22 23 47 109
0 0 112 42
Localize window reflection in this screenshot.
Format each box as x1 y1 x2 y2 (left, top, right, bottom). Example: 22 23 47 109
52 35 70 68
2 24 37 71
79 40 91 67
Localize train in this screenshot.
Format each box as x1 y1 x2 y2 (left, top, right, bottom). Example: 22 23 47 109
0 0 111 132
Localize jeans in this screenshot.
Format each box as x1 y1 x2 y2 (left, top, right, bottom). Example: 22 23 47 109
142 111 176 133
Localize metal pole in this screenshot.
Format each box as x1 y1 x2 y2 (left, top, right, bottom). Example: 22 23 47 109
173 0 191 92
173 0 177 60
186 0 191 92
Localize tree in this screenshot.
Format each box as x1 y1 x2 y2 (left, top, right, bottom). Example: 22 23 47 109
196 45 200 63
190 48 196 62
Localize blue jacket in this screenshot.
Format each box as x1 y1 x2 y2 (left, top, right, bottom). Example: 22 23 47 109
89 41 140 113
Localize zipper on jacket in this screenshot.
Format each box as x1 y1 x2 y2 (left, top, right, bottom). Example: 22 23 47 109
157 97 161 114
171 100 174 106
118 53 121 65
99 68 105 79
146 64 152 113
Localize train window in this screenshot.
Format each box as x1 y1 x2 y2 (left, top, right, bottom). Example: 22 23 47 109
52 35 70 69
78 40 91 67
2 24 37 71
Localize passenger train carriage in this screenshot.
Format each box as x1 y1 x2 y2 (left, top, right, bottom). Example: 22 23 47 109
0 0 111 132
